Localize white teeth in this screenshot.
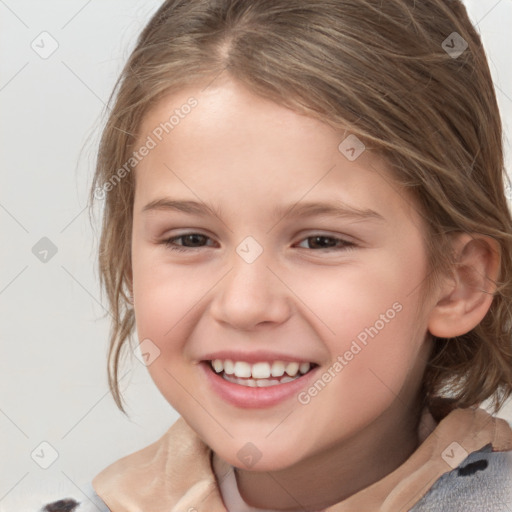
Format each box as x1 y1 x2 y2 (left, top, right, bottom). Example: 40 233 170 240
224 374 281 387
212 359 223 373
285 362 299 377
256 379 280 387
233 361 252 378
251 362 271 379
222 373 238 385
224 359 234 375
271 361 286 377
299 362 311 374
209 358 314 382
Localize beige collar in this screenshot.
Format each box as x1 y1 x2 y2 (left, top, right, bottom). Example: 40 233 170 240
92 407 512 512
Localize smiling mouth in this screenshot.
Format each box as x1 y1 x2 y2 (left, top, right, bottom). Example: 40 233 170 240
207 359 317 387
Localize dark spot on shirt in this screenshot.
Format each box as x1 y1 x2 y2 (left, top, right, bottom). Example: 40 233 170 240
457 459 488 477
43 498 80 512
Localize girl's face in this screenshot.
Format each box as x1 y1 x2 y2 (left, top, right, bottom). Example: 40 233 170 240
131 75 435 471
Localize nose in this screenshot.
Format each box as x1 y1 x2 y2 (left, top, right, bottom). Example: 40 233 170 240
209 249 292 331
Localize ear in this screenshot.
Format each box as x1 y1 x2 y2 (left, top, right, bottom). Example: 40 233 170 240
427 233 500 338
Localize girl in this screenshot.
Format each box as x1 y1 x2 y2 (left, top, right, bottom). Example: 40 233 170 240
44 0 512 510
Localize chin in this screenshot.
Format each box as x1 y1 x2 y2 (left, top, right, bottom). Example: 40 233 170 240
213 439 306 472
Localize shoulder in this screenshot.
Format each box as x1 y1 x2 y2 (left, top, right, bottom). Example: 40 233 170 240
411 444 512 512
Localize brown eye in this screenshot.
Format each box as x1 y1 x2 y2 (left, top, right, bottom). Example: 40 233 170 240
297 235 355 250
163 233 215 252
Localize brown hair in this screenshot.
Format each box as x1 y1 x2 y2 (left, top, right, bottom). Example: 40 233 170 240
89 0 512 416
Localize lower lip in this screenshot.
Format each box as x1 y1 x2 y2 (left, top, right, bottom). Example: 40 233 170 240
199 362 319 409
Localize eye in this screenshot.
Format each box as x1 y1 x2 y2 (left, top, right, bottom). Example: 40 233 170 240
296 235 356 251
161 233 356 253
163 233 216 252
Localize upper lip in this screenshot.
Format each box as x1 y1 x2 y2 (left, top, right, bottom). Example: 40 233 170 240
200 350 318 364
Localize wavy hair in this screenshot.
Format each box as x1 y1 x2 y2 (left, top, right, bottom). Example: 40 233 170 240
89 0 512 416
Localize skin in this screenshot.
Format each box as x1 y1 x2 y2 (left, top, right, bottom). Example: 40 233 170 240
129 74 499 510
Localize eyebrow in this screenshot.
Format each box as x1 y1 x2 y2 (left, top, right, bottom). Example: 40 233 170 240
142 199 223 217
142 198 385 223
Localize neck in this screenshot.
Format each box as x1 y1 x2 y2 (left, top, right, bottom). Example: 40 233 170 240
234 397 423 511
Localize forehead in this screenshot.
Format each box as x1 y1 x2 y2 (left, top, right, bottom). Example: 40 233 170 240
133 77 421 229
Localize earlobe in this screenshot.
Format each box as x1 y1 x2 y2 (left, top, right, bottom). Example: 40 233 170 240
427 233 501 338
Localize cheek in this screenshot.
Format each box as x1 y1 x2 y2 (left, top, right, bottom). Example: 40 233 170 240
131 253 207 412
338 249 429 406
132 243 207 326
131 246 210 362
295 237 429 389
298 297 428 440
296 244 426 344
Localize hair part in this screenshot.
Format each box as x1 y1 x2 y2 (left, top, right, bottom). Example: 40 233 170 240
90 0 512 416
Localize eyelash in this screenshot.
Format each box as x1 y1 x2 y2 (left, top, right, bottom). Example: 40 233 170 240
162 233 356 253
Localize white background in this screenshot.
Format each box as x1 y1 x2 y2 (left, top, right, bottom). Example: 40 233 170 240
1 0 511 508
